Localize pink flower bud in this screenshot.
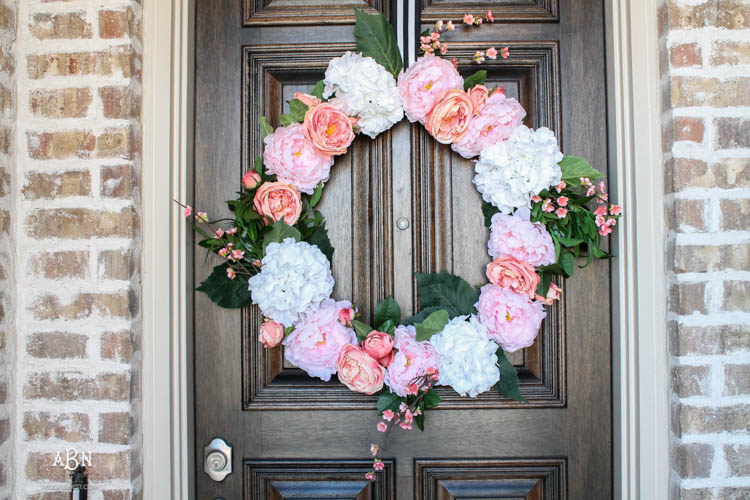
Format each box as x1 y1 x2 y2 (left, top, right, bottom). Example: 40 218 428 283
486 47 498 59
382 410 395 421
463 13 475 24
373 460 385 471
557 196 568 207
183 205 193 217
365 472 376 481
486 10 495 22
377 422 387 432
226 267 236 280
555 207 568 218
337 307 355 327
259 319 284 348
242 170 262 190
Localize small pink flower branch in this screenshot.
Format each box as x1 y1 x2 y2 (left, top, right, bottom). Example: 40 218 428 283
419 11 510 66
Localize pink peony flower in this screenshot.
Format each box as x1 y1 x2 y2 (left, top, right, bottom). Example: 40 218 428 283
262 123 333 194
283 299 357 381
337 344 385 394
253 181 302 226
303 102 356 156
293 91 321 108
397 54 464 123
488 211 556 267
362 331 395 367
451 91 526 158
384 325 440 397
486 256 540 300
476 284 546 352
242 170 262 190
467 84 489 113
425 89 473 144
535 282 562 306
259 319 284 348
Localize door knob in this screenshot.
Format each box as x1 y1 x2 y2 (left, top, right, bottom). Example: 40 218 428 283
204 437 232 482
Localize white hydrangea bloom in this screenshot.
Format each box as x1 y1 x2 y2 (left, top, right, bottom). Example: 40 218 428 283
248 238 334 327
323 51 404 139
473 125 563 214
429 315 500 397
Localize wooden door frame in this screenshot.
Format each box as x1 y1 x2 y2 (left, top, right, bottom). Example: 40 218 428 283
140 0 670 498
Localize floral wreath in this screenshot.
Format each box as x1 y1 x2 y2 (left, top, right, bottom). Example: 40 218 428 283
182 9 622 480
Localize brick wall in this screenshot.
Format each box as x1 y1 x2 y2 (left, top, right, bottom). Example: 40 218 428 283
661 0 750 498
7 0 143 498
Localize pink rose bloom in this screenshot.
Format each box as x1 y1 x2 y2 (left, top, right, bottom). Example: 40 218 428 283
284 299 357 381
476 284 546 352
535 282 562 305
259 319 284 348
337 344 385 394
425 89 473 144
397 54 464 123
303 102 356 156
467 84 489 113
486 256 540 300
451 91 526 159
253 181 302 225
263 123 334 194
488 212 556 267
242 170 261 190
385 325 440 397
362 331 395 367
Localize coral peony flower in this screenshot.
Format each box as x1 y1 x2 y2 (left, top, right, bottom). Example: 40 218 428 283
425 89 473 144
253 182 302 226
362 331 395 367
452 91 526 159
283 299 356 380
259 319 284 348
384 325 440 397
476 284 546 352
398 54 463 123
262 123 333 194
486 256 540 300
242 170 261 190
337 344 385 394
535 282 562 305
303 102 356 156
488 210 556 267
467 84 489 113
293 91 321 108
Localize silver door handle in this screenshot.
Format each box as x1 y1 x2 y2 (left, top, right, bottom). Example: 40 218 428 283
204 437 232 482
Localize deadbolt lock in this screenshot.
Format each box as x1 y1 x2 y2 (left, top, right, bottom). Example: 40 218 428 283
204 437 232 482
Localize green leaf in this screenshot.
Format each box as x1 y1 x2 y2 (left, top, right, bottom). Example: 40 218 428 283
354 9 403 78
352 319 374 342
559 156 604 185
403 306 443 325
559 249 575 277
254 156 263 175
196 263 253 309
308 182 324 208
482 200 500 228
259 115 274 140
415 412 425 431
379 319 396 335
306 223 334 262
416 272 479 317
375 296 401 328
284 326 295 336
556 235 584 247
288 98 309 122
262 220 301 252
279 114 293 127
495 348 526 402
463 70 487 91
415 309 450 341
423 389 442 409
311 80 326 100
377 391 404 413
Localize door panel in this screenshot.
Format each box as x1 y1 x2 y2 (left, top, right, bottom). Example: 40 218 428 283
195 1 611 498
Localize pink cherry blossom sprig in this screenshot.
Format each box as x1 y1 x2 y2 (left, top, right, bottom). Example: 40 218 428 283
419 11 509 64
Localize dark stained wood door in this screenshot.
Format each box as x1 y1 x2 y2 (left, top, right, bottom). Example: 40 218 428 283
194 1 611 498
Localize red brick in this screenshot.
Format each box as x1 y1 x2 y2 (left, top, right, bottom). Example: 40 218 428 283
723 281 750 312
669 0 750 30
24 371 130 401
101 331 133 363
679 404 750 434
712 40 750 66
670 43 702 68
25 453 68 482
30 291 136 320
22 170 91 199
25 207 138 239
27 46 135 79
672 365 711 398
23 411 90 441
29 251 88 279
674 443 714 479
671 77 750 108
99 412 130 444
674 117 704 143
29 88 92 118
720 199 750 231
715 118 750 150
30 12 92 40
100 86 139 119
98 249 135 280
27 332 87 359
88 451 130 481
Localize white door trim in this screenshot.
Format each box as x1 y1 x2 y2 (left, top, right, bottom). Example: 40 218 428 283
140 0 670 497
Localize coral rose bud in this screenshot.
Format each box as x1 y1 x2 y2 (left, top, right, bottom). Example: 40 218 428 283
337 344 385 394
259 319 284 348
535 282 563 306
294 91 321 108
253 181 302 226
338 307 355 327
362 331 395 367
242 170 262 190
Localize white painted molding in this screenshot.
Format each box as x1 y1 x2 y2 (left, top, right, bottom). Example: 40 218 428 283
139 0 670 497
141 0 194 498
607 0 671 498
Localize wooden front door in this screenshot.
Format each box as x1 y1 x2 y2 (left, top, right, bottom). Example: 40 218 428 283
194 1 611 498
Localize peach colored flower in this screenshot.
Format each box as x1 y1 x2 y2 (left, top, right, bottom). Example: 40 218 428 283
337 344 385 394
253 181 302 225
398 54 464 123
242 170 261 190
451 91 526 158
294 91 321 108
486 256 540 300
362 331 395 367
468 84 489 113
303 102 356 156
535 282 562 305
425 89 473 144
262 123 333 194
259 319 284 348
